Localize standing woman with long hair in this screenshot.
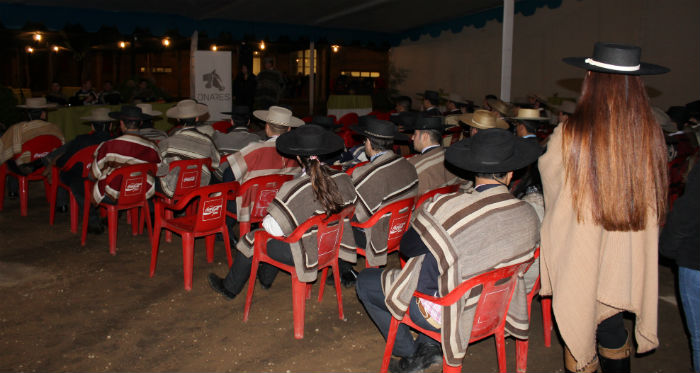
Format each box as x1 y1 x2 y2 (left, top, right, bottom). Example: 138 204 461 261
539 43 669 372
208 124 357 299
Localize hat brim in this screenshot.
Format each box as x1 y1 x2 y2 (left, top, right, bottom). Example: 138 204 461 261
253 110 305 128
144 110 162 117
352 125 409 141
17 103 58 110
166 104 209 119
276 130 345 156
508 116 549 121
445 136 542 173
563 57 669 75
460 114 509 130
108 111 150 121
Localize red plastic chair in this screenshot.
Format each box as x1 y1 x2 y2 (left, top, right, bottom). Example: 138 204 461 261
154 158 212 243
48 145 98 243
345 161 368 175
243 205 355 339
301 116 313 123
351 197 415 268
151 183 238 290
211 120 232 133
338 112 359 127
88 163 157 255
414 184 460 211
0 135 63 216
328 114 337 123
516 270 553 373
380 249 539 373
368 111 391 121
338 128 362 148
226 174 294 238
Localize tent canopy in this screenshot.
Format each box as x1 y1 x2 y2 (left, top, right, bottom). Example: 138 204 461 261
0 0 562 45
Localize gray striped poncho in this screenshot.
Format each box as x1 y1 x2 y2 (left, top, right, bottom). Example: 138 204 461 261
156 127 221 197
351 151 419 266
237 171 358 282
381 184 539 366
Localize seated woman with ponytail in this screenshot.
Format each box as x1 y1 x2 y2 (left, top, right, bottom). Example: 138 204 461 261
208 124 358 299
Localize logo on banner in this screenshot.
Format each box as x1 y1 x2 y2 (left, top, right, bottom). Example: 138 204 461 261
203 69 225 91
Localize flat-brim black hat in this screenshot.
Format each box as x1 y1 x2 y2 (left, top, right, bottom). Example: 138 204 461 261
312 115 342 129
352 117 408 141
109 105 150 121
389 111 420 128
445 128 542 173
410 115 444 132
222 105 250 118
277 124 344 156
417 90 441 102
563 42 669 75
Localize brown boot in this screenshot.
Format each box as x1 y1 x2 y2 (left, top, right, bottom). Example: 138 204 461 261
597 332 631 373
565 346 599 373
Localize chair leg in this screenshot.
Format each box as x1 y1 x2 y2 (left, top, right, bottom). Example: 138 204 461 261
108 207 118 255
332 263 344 320
380 317 401 373
516 338 529 373
243 256 261 322
150 223 162 277
19 176 28 216
495 331 507 373
292 277 307 339
542 297 552 347
182 233 195 291
221 229 233 267
205 235 215 263
69 192 78 234
318 267 328 302
165 208 174 243
0 164 7 211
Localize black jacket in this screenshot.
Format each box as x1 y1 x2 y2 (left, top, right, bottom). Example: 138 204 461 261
660 162 700 270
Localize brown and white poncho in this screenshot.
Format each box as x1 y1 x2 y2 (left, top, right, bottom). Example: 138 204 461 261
381 184 539 366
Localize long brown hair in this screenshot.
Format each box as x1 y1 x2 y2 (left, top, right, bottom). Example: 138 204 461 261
298 156 345 216
562 71 668 231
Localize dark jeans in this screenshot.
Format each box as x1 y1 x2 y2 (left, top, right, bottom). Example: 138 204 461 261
356 268 440 358
222 239 293 296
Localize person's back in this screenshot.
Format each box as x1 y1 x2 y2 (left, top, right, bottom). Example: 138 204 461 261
157 127 220 197
254 58 284 110
1 98 64 166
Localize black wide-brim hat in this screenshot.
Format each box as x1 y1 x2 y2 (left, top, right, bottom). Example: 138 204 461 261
222 105 250 118
312 115 342 129
445 128 542 173
410 115 444 132
389 111 420 128
563 42 669 75
109 105 151 121
277 124 345 156
416 90 441 102
352 117 408 141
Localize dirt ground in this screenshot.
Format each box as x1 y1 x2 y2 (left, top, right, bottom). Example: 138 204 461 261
0 187 694 372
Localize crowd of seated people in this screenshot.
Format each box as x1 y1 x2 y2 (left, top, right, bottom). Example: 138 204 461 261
2 41 698 373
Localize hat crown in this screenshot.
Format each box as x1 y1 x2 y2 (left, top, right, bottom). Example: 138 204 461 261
91 108 111 120
267 106 293 124
474 130 516 164
513 108 542 119
592 42 641 67
24 97 48 108
175 100 202 117
136 103 153 113
277 124 344 156
473 110 498 126
312 115 335 127
364 117 396 138
414 115 443 130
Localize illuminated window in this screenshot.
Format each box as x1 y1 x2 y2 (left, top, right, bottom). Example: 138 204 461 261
252 56 261 75
340 71 380 78
296 49 318 76
138 66 173 74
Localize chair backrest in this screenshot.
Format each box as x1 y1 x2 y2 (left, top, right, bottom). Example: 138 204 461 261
345 161 368 175
338 112 359 127
105 163 157 205
168 158 212 199
414 184 460 211
20 135 63 162
62 144 99 177
190 183 237 232
236 174 294 222
468 254 537 342
358 197 415 252
301 116 313 123
211 120 232 133
338 128 362 148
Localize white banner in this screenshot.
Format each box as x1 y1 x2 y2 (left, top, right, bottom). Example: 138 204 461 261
193 50 232 122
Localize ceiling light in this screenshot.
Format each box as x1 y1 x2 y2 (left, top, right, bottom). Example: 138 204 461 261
119 41 127 49
210 44 218 51
52 45 59 52
259 40 265 50
162 38 170 47
26 46 34 53
331 45 340 53
33 33 42 42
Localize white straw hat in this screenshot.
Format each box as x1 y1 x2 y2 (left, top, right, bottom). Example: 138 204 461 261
166 99 208 119
80 107 114 122
17 97 58 109
136 103 162 117
253 106 304 127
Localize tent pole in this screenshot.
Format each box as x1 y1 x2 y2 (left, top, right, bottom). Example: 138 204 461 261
190 30 198 98
500 0 514 103
309 41 315 116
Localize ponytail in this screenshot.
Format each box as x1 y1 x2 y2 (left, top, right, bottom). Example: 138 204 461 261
300 156 345 216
